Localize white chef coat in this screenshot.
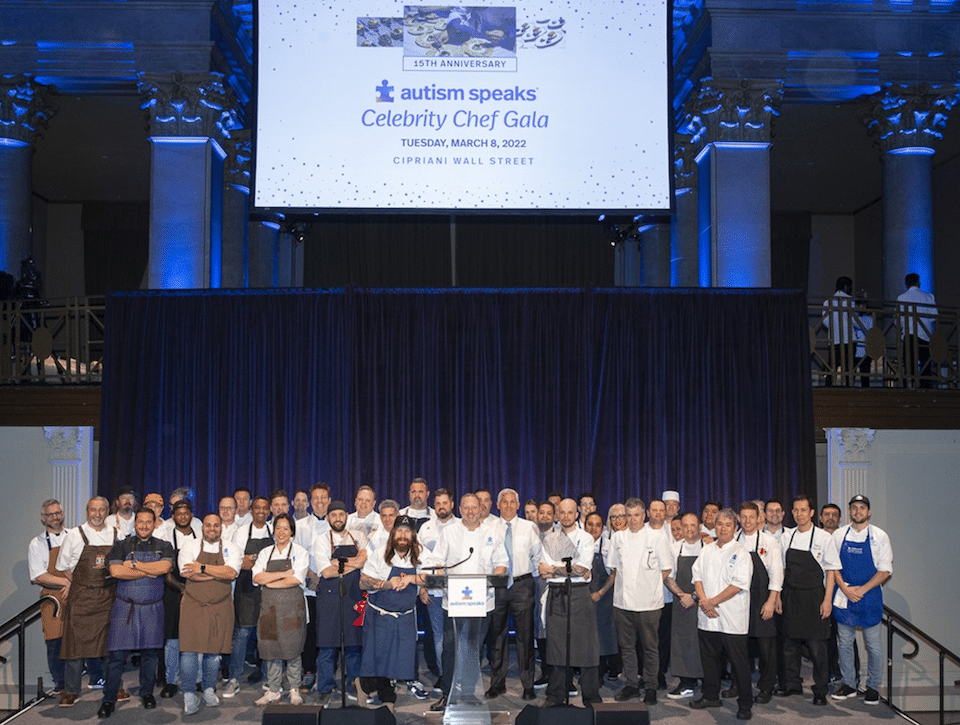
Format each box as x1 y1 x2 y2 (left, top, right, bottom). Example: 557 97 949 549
252 541 309 591
736 529 784 591
178 537 242 575
608 526 674 612
692 538 753 635
432 519 508 611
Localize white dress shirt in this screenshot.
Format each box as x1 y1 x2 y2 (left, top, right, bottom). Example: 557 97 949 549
495 515 542 578
692 539 753 634
156 516 202 541
56 524 117 572
736 529 784 591
783 526 842 581
608 526 674 612
178 537 242 575
29 529 67 581
832 524 893 575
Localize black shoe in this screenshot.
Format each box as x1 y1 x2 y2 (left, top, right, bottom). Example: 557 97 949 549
774 687 802 697
813 694 828 706
643 689 657 705
142 694 156 709
736 708 752 720
97 702 115 719
484 686 505 700
522 688 536 701
754 690 772 704
831 683 857 699
722 685 738 698
160 684 178 698
690 697 722 709
429 697 447 712
614 685 640 702
247 670 263 684
534 674 550 687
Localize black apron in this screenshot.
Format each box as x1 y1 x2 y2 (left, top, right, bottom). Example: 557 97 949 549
163 527 194 640
669 541 703 678
740 531 777 638
781 528 830 640
589 541 618 656
235 523 274 627
545 580 600 667
316 534 364 648
257 545 307 660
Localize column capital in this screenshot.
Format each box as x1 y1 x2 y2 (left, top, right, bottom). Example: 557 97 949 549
857 83 959 153
137 71 240 141
43 426 82 461
674 117 706 189
0 74 57 146
692 78 783 144
830 427 876 464
223 128 251 191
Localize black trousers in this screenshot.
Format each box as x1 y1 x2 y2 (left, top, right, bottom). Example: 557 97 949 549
547 666 600 705
784 636 828 697
488 576 535 691
360 677 396 703
699 630 752 712
657 604 671 687
752 635 777 694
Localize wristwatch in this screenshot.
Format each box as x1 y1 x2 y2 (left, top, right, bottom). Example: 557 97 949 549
201 564 206 574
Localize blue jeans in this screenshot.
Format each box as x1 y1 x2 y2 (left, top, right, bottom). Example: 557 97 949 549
424 594 445 676
104 649 158 702
45 638 64 689
316 646 361 695
180 652 220 693
229 626 255 680
838 622 882 690
164 639 180 685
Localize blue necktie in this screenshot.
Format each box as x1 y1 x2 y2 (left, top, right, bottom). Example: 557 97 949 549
505 521 514 587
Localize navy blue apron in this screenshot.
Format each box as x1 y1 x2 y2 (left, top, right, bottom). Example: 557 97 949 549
316 534 364 648
108 537 166 651
359 563 418 679
834 527 883 628
589 541 618 656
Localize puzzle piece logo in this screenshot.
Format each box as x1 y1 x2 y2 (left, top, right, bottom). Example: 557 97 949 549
460 585 473 600
376 79 394 103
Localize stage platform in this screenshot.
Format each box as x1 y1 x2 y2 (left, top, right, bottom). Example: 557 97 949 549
6 663 902 725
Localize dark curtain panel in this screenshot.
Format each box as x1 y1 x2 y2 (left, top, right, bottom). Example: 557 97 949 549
82 201 149 295
98 288 814 516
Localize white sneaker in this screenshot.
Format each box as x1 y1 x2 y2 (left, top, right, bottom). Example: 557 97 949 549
290 690 303 706
255 690 282 706
222 679 240 698
203 687 220 707
183 691 200 715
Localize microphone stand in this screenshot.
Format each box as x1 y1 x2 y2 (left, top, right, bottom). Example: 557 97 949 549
337 556 349 709
562 556 573 707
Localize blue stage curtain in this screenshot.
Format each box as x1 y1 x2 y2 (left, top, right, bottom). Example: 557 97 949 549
98 288 815 517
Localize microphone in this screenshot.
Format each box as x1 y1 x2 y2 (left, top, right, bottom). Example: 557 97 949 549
422 547 474 572
561 556 573 574
336 556 349 574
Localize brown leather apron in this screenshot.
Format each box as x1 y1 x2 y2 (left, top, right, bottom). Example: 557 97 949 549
40 532 68 641
257 546 306 661
179 542 234 654
60 527 116 660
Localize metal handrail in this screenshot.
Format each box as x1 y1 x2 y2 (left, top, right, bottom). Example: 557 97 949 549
883 605 960 725
0 599 51 718
809 297 959 389
0 296 105 385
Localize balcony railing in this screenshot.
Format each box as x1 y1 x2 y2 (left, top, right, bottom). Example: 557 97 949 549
0 297 105 384
1 295 957 389
809 297 958 390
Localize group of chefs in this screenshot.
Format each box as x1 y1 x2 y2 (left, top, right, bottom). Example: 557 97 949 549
28 479 892 722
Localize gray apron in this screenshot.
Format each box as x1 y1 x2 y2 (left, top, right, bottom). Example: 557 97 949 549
257 545 306 661
236 523 273 627
669 541 703 678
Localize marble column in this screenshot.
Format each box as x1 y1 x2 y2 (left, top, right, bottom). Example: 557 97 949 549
693 79 782 288
858 84 958 299
222 130 251 288
671 123 704 287
0 75 56 275
138 72 240 290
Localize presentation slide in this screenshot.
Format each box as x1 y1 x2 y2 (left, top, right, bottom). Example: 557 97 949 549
253 1 670 212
